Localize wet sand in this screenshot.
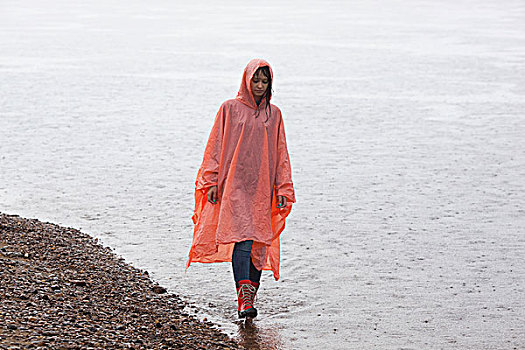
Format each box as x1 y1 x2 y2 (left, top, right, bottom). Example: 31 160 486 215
0 212 240 349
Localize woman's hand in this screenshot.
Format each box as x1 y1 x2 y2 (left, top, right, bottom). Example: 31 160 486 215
277 195 287 208
207 185 218 204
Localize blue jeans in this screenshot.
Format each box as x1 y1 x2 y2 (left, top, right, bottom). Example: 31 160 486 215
232 240 262 284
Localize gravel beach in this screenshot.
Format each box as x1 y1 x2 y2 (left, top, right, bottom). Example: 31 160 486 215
0 212 240 349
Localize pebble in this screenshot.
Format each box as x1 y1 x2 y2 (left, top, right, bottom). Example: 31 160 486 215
71 280 87 287
152 286 167 294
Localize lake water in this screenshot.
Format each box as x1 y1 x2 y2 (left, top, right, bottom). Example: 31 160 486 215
1 0 524 348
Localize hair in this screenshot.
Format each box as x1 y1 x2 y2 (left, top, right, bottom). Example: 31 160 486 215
253 66 272 122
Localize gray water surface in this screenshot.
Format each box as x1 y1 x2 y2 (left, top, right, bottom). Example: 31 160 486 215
1 1 524 349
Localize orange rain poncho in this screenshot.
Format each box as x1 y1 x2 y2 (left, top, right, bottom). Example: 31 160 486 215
186 59 295 280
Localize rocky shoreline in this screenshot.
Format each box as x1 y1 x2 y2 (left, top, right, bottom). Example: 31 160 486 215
0 212 241 349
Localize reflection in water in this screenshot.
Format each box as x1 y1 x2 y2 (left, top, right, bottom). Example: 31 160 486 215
235 319 284 350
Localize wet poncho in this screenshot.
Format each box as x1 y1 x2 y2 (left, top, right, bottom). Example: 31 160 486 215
186 59 295 280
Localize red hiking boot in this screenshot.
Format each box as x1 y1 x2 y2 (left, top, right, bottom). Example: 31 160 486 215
236 280 257 318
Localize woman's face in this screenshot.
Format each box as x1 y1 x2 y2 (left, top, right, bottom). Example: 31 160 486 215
250 70 269 101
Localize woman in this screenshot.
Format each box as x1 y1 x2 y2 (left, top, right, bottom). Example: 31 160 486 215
186 59 295 319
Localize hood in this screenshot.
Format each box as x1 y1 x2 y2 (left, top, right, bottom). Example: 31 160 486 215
236 58 273 110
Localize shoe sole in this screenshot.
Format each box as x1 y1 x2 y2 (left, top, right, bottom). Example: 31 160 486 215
238 307 258 318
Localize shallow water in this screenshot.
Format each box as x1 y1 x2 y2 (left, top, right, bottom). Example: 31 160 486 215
1 0 524 348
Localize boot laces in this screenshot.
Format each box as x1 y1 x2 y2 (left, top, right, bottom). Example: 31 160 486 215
238 283 255 308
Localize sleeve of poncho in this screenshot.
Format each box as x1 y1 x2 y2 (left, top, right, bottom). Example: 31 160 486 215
274 114 296 202
195 104 225 190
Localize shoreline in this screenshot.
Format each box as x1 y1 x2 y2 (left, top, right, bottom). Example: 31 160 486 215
0 212 241 349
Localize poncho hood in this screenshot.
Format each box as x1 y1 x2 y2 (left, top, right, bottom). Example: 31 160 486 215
236 58 273 110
